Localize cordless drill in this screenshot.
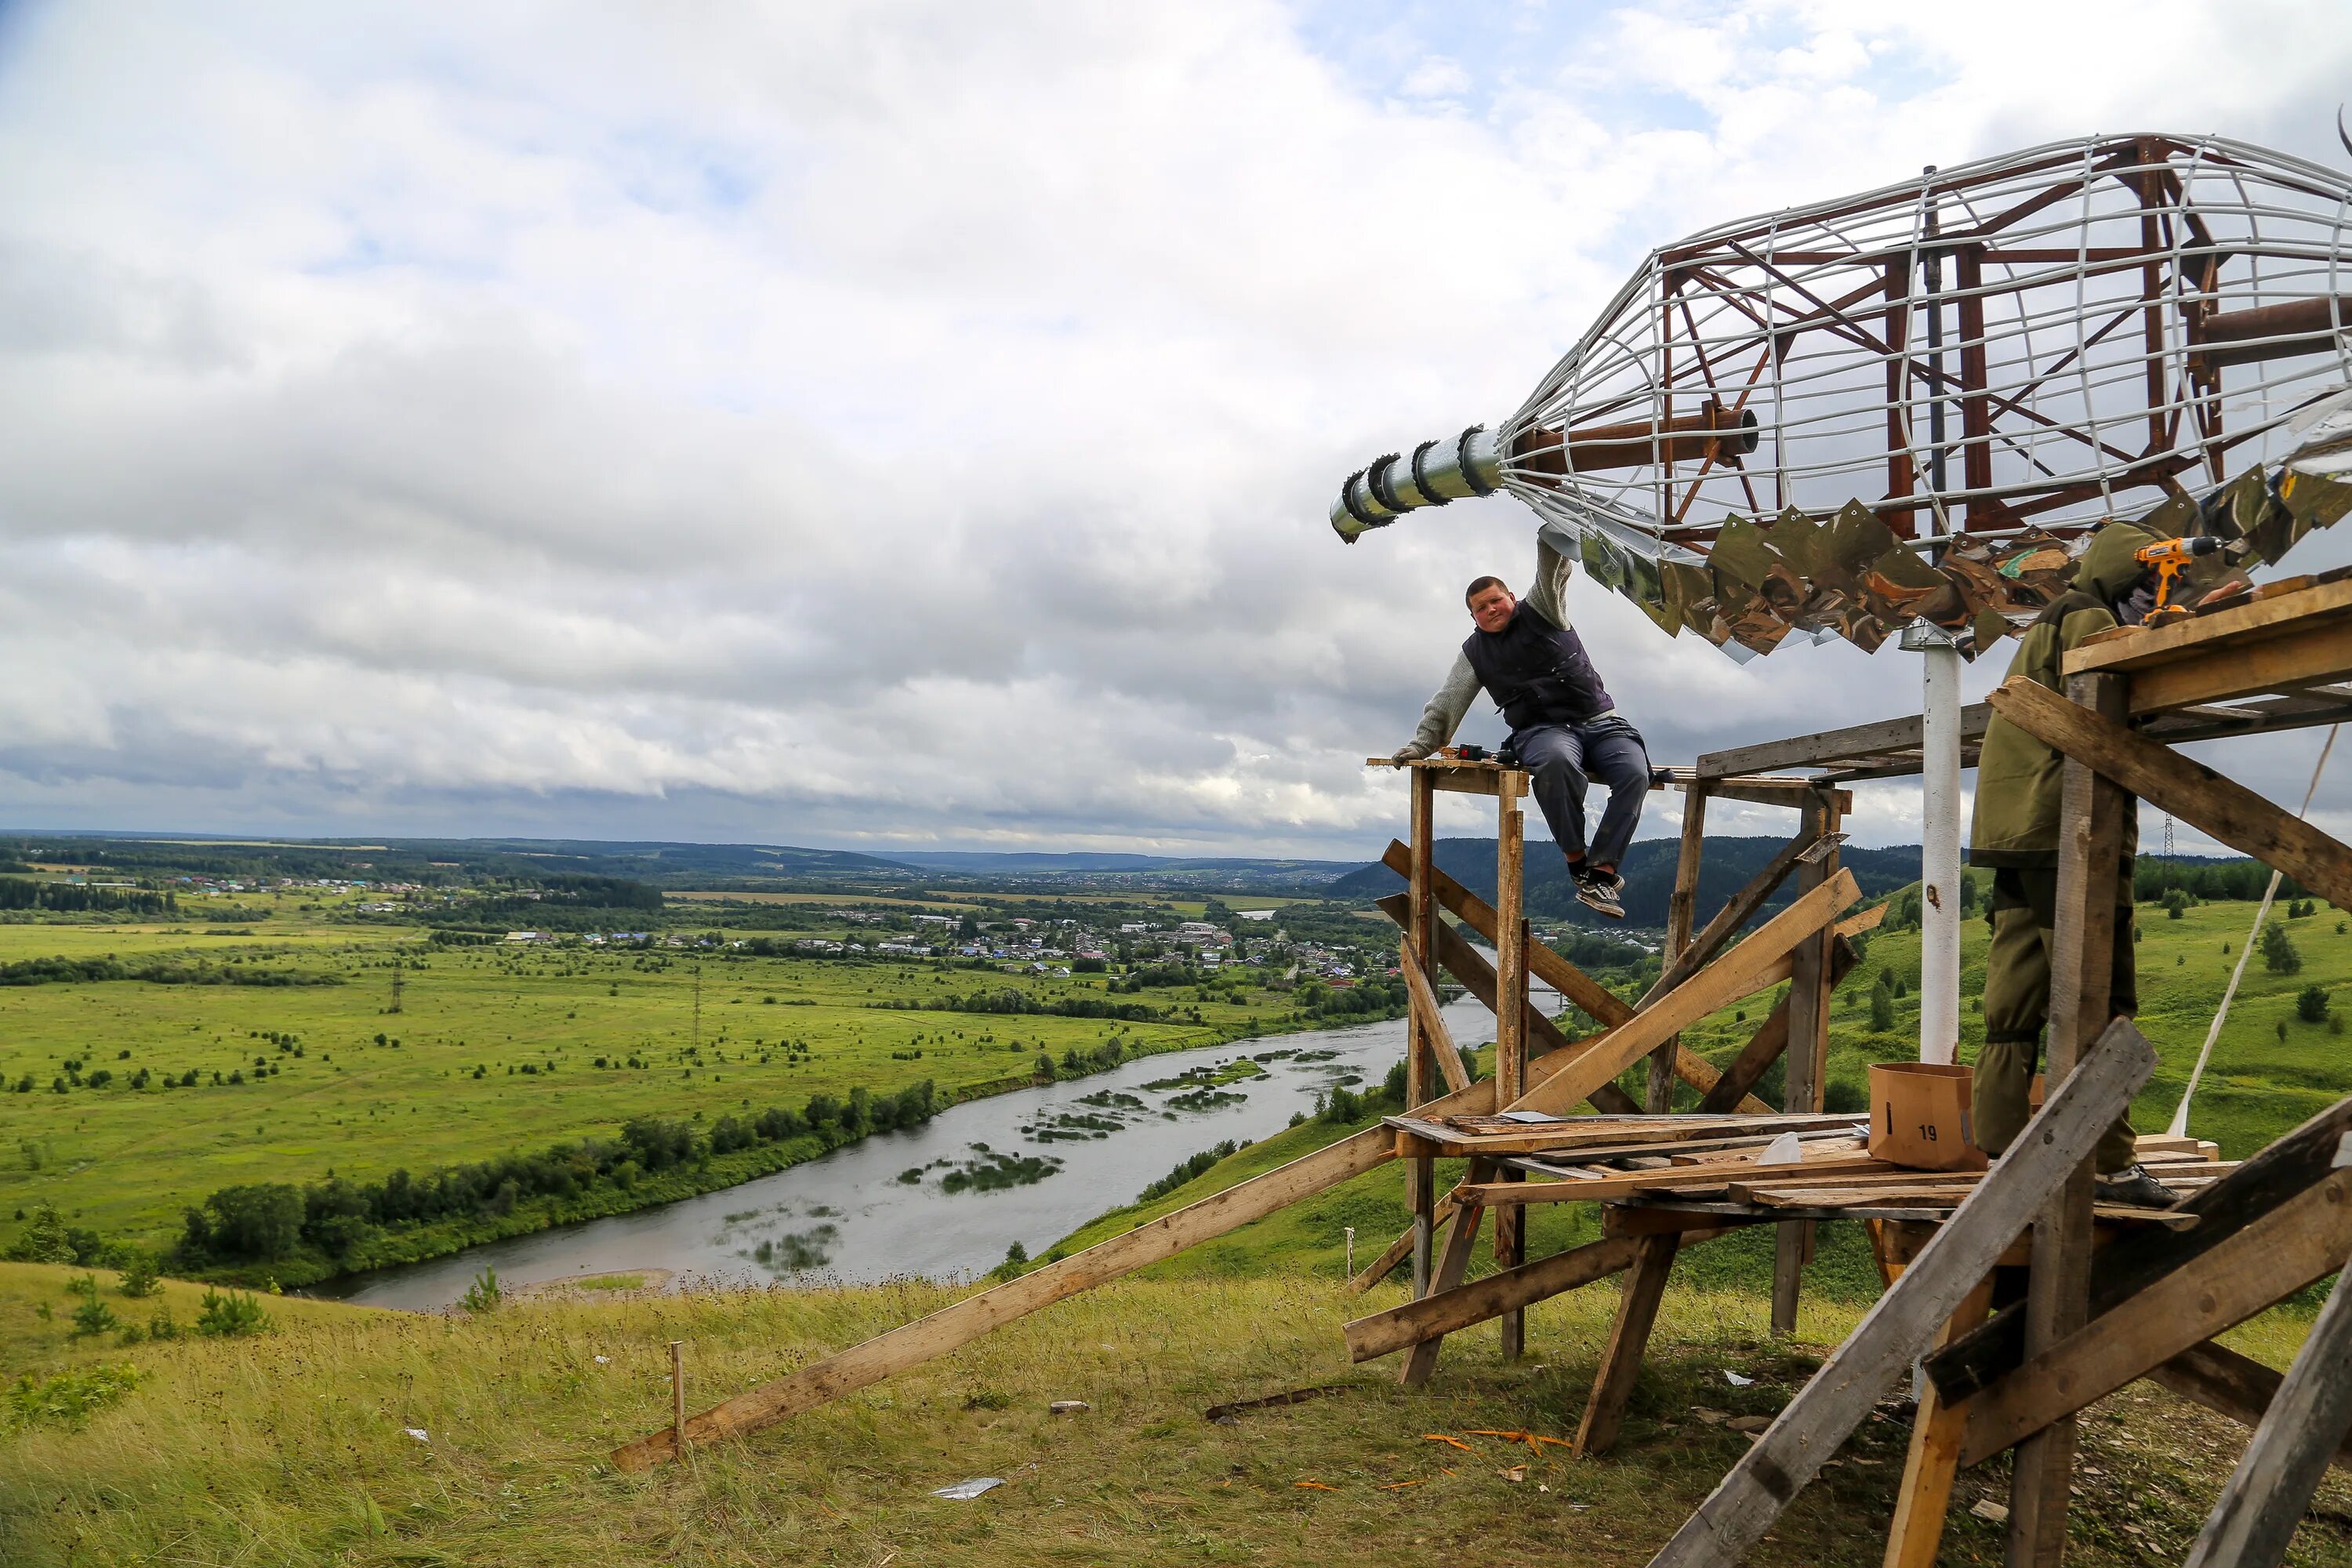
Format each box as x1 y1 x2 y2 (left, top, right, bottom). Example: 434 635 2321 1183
2134 535 2224 623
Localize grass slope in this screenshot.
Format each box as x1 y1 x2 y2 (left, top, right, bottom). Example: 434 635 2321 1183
3 1260 2344 1566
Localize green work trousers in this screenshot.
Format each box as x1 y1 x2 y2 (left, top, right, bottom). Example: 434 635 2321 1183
1973 866 2140 1174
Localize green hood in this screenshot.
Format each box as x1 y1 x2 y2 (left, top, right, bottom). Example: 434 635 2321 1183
2073 521 2159 604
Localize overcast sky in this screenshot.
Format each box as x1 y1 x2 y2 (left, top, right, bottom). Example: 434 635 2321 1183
4 1 2351 862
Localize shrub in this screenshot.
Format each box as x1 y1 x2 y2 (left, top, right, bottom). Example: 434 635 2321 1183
1870 985 1896 1032
69 1293 121 1338
3 1363 145 1430
147 1308 178 1341
5 1201 77 1264
115 1252 158 1298
2261 920 2303 975
194 1288 269 1338
459 1265 502 1315
2163 887 2191 920
2298 985 2331 1023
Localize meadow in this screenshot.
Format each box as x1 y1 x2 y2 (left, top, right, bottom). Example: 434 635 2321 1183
4 1254 2346 1567
0 913 1306 1262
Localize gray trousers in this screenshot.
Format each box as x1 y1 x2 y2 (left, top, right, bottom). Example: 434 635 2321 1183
1512 717 1650 870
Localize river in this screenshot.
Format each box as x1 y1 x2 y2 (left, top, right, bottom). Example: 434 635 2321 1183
318 989 1516 1309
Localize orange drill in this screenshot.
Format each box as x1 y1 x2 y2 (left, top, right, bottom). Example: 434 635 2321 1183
2134 535 2223 623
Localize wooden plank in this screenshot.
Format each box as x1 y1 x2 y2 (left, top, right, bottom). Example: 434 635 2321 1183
1693 934 1860 1114
2150 1341 2352 1475
1575 1232 1682 1455
1694 704 1992 780
1399 1160 1493 1387
1776 790 1837 1337
1374 841 1770 1111
1707 780 1857 812
1496 775 1529 1360
1431 770 1503 796
2126 618 2352 716
1342 1226 1733 1361
1373 893 1642 1114
1961 1168 2352 1468
608 1085 1450 1470
1504 869 1859 1119
2066 575 2352 675
1882 1276 1996 1568
1644 1018 2156 1568
1408 769 1436 1297
1655 786 1708 1111
1457 1157 1896 1207
1399 953 1472 1095
1642 817 1819 1009
1988 673 2352 911
1928 1091 2352 1403
2008 668 2127 1566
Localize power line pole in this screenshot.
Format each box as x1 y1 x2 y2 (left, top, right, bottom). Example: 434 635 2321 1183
389 952 404 1014
692 964 702 1052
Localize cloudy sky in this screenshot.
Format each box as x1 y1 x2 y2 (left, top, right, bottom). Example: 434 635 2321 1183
4 1 2350 860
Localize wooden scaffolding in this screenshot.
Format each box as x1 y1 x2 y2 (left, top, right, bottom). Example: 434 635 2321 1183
612 572 2352 1568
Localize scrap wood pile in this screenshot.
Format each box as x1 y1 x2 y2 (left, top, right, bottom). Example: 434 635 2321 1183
1391 1110 2227 1228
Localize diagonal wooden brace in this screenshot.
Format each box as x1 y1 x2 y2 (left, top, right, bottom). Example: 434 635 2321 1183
1399 951 1471 1094
1505 869 1859 1119
1989 674 2352 910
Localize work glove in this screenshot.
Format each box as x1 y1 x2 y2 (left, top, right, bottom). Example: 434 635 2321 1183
1391 742 1435 763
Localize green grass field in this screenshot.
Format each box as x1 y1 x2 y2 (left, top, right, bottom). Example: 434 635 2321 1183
4 1258 2345 1567
0 916 1302 1257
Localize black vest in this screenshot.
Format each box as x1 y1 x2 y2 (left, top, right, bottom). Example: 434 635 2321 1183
1462 602 1614 731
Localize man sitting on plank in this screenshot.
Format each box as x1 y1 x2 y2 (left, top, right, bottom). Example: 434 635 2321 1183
1969 519 2176 1208
1392 535 1650 920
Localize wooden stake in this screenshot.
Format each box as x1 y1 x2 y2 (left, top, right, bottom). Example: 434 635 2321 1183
1881 1278 1994 1568
2007 671 2125 1567
1774 790 1837 1336
2183 1260 2352 1568
1655 786 1707 1112
1643 1018 2155 1568
1399 1162 1493 1388
2149 1341 2352 1473
670 1341 687 1454
1575 1232 1682 1456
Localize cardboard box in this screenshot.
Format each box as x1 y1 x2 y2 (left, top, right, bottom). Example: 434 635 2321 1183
1869 1062 1990 1172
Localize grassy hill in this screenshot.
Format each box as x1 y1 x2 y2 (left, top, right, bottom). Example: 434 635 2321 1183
5 1258 2347 1567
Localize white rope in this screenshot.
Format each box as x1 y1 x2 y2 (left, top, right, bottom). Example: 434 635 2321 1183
2167 724 2339 1138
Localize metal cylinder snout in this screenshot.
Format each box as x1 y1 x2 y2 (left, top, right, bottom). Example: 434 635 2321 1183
1330 425 1503 542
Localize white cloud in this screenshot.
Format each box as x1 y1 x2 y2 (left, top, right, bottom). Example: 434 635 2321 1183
1 0 2349 857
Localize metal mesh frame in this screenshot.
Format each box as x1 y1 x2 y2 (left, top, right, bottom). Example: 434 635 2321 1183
1503 132 2352 552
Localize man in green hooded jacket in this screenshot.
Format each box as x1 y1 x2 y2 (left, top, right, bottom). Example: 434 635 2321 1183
1968 520 2177 1207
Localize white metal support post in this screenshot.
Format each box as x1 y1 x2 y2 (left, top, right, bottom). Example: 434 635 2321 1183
1916 629 1964 1065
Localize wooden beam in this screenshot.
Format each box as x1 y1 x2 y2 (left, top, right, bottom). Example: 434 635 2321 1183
1962 1168 2352 1467
1776 790 1838 1336
1346 1229 1719 1361
1927 1091 2352 1403
1456 1156 1895 1206
1373 892 1642 1115
1640 817 1820 1009
1399 1160 1493 1387
1375 841 1770 1111
2183 1261 2352 1568
2067 575 2352 673
2007 669 2126 1565
1655 786 1708 1111
1988 673 2352 911
1399 953 1471 1095
1705 780 1857 812
1694 934 1860 1113
1644 1018 2156 1568
1882 1276 1996 1568
608 1087 1451 1469
1408 768 1437 1296
1694 704 1991 780
2149 1341 2352 1474
1496 776 1529 1360
2126 617 2352 717
1504 869 1859 1119
1575 1232 1682 1455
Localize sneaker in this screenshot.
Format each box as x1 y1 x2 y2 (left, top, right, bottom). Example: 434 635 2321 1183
2092 1163 2180 1209
1574 867 1626 920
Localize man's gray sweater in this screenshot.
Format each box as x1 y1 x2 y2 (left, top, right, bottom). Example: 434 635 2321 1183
1409 539 1610 753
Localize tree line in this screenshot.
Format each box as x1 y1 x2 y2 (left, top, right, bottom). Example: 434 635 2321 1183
0 878 178 916
171 1080 942 1273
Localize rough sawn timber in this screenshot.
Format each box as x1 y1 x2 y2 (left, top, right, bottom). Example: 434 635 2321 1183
610 1080 1489 1470
1642 1018 2156 1568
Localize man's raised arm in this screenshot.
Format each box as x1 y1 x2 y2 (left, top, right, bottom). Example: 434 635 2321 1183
1522 534 1576 626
